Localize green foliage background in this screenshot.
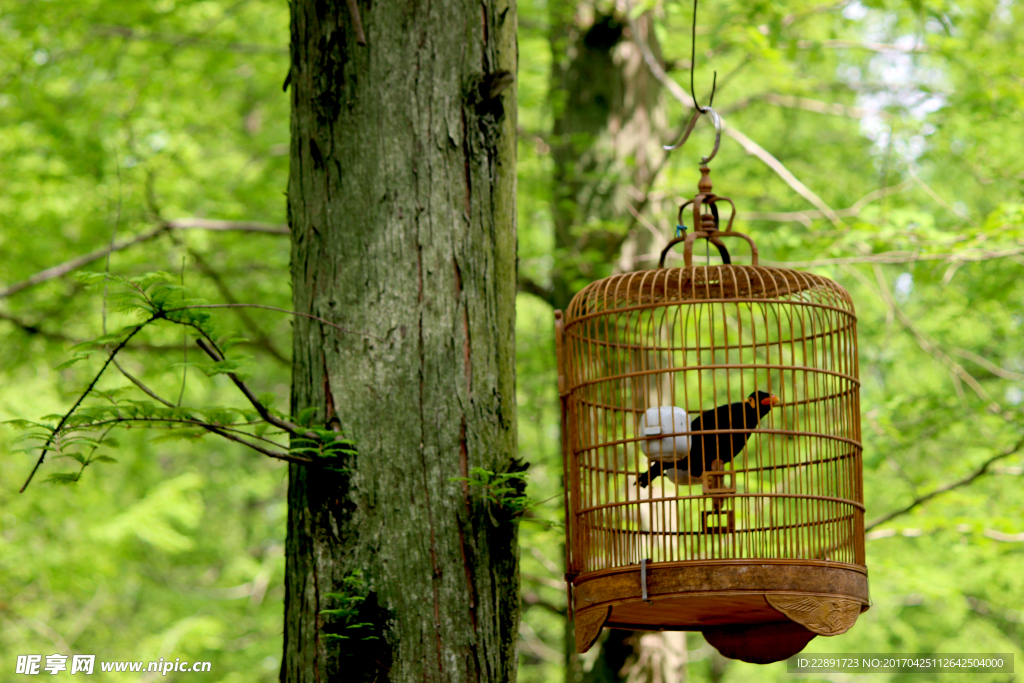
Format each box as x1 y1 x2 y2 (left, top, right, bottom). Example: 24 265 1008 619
1 0 1022 681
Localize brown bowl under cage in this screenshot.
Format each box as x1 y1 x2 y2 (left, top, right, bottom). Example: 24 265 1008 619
555 231 869 664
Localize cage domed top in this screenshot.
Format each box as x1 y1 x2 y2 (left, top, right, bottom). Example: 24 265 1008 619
556 186 868 664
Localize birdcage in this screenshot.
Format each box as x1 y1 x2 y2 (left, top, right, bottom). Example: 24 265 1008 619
555 167 868 664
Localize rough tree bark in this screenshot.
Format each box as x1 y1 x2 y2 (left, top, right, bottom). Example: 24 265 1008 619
283 2 519 682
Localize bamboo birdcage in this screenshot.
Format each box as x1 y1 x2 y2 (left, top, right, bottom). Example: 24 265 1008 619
555 168 869 665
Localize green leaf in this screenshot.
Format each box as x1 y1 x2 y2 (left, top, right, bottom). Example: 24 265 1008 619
296 407 317 427
55 353 92 371
45 473 81 486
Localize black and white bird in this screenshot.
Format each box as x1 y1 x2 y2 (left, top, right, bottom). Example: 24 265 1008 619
638 390 780 488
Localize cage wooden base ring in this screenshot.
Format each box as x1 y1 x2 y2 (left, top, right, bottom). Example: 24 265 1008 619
570 560 867 654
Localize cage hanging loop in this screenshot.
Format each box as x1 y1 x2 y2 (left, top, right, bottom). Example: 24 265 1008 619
663 107 721 165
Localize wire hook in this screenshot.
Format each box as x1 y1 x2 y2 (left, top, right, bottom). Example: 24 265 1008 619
662 0 720 162
662 106 721 164
689 0 716 111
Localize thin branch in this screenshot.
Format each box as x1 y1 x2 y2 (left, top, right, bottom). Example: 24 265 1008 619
754 92 886 120
516 276 555 305
169 303 381 340
194 337 312 439
92 25 287 54
200 426 298 462
908 166 979 228
982 529 1024 543
628 17 844 228
183 246 290 365
599 114 699 263
627 201 666 248
0 311 79 343
762 245 1024 267
865 526 1024 542
842 263 993 403
0 309 291 354
866 436 1024 531
521 573 567 591
0 219 288 300
66 416 303 463
782 0 852 26
522 592 567 616
161 218 289 234
177 259 188 407
1 226 167 300
950 348 1024 382
112 358 174 407
744 180 910 225
795 38 928 53
20 321 151 492
722 126 844 228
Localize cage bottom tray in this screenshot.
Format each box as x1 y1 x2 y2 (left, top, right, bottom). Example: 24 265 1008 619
572 560 868 662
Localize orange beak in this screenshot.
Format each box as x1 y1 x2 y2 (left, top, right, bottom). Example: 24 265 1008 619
761 394 780 406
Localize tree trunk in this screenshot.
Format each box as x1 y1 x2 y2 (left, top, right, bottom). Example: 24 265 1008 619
549 4 665 311
283 2 518 682
547 5 664 682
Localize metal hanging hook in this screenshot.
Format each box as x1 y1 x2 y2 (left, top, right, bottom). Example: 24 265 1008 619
689 0 716 112
662 106 721 164
661 0 720 163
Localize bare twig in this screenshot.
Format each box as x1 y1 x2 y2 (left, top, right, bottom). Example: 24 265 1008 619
908 166 979 228
516 276 554 305
627 201 665 246
20 321 152 492
522 592 567 616
67 416 303 463
0 308 291 354
762 246 1024 267
982 529 1024 543
93 25 287 55
950 348 1024 382
194 337 312 440
782 0 851 27
722 126 844 228
169 303 381 340
795 39 928 53
161 218 289 234
177 259 188 406
866 436 1024 531
1 226 167 300
0 219 288 300
744 180 911 226
183 246 290 365
842 264 993 403
112 358 174 407
521 573 567 591
627 16 844 228
0 311 79 343
760 92 881 119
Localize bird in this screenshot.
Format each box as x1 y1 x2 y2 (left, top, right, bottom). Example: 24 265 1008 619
637 390 780 488
638 461 698 488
